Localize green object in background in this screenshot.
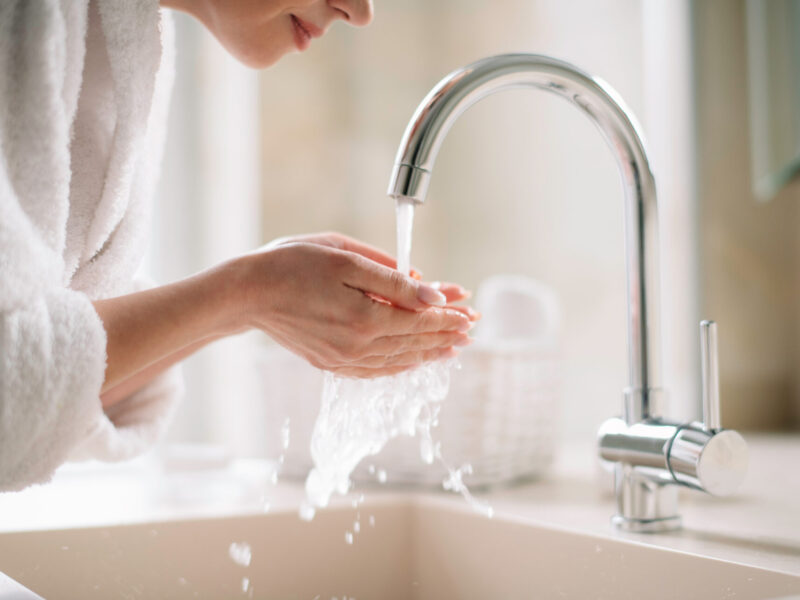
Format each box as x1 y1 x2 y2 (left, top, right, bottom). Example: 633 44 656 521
746 0 800 201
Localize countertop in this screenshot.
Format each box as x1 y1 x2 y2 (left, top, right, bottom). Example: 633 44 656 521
0 434 798 577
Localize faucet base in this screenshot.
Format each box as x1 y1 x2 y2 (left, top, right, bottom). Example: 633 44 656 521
612 463 682 532
611 515 682 533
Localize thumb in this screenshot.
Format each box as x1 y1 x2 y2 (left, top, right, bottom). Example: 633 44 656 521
345 253 446 310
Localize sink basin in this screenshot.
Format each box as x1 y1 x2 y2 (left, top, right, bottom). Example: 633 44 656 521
1 498 798 599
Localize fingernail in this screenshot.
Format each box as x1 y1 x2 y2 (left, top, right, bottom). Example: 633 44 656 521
457 319 474 333
417 284 447 306
455 336 474 347
467 307 482 320
430 281 442 290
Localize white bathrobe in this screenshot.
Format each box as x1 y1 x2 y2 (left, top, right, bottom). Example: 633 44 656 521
0 0 182 491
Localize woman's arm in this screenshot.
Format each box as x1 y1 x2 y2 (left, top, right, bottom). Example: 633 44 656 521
97 334 225 408
92 266 238 401
94 233 475 408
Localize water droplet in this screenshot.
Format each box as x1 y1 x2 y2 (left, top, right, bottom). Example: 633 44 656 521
299 503 316 521
242 577 250 592
353 521 360 533
228 542 252 567
344 531 354 545
377 469 387 483
368 515 375 527
60 546 69 551
177 577 187 586
281 417 291 450
420 438 434 464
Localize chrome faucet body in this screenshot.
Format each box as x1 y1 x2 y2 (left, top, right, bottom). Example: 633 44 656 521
387 54 748 532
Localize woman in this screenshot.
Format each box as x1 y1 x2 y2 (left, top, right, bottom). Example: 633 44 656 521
0 0 476 491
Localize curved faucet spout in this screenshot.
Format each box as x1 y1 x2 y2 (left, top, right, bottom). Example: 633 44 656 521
387 54 663 421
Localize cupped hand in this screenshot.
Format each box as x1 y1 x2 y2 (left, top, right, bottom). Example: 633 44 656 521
234 232 478 377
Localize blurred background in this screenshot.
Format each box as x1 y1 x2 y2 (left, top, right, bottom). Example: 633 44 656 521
146 0 800 457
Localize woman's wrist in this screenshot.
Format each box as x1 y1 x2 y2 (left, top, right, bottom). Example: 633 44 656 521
199 251 270 337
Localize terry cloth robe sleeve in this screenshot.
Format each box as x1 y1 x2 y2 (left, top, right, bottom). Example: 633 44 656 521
0 0 180 491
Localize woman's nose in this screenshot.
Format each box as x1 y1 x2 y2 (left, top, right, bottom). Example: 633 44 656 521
328 0 373 27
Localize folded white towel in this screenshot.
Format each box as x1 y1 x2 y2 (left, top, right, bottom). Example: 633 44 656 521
0 0 180 491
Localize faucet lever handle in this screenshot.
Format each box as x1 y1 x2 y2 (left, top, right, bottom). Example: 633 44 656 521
700 320 721 430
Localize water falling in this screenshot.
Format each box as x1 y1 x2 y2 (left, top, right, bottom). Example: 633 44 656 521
395 199 415 277
301 197 491 519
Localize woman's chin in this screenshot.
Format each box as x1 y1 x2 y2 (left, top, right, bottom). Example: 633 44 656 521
222 40 288 70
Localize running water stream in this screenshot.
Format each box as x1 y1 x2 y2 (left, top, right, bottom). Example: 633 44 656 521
301 198 492 520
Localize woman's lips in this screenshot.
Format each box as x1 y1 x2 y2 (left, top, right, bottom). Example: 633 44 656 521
291 15 322 51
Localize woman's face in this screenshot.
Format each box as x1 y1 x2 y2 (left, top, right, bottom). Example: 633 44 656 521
165 0 374 68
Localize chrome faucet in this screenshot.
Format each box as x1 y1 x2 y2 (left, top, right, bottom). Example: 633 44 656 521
387 54 748 532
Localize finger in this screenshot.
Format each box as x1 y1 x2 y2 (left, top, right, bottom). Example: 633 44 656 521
331 235 424 279
334 235 399 269
430 281 471 302
355 346 459 368
444 304 481 321
372 303 472 335
385 330 473 353
344 254 447 310
368 330 472 356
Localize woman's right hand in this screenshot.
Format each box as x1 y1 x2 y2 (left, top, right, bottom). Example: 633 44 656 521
223 233 477 378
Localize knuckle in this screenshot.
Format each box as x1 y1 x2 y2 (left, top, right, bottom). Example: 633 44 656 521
332 251 354 273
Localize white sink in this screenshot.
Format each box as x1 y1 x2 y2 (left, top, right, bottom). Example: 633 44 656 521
1 497 798 599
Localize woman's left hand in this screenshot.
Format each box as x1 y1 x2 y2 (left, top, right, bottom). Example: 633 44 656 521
264 232 476 315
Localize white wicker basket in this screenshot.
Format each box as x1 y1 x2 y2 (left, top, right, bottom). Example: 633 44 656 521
259 275 561 488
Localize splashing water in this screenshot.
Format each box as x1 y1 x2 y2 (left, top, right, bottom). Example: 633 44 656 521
302 197 492 518
304 363 453 508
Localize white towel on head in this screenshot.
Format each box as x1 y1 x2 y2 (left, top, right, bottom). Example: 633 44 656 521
0 0 181 491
